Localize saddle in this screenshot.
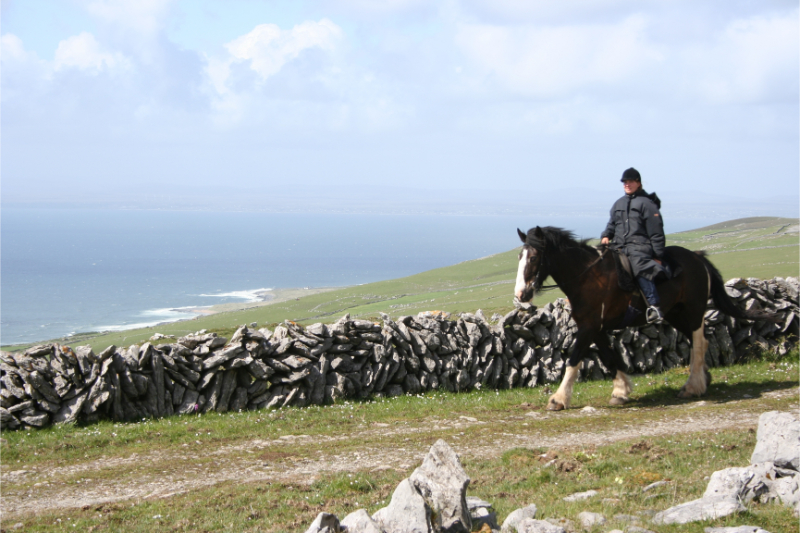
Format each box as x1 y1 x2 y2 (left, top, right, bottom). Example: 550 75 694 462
612 250 638 293
610 247 682 293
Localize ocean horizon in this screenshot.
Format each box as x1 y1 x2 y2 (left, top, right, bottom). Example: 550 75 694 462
1 208 742 346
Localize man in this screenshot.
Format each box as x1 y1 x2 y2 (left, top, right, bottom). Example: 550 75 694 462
600 167 666 323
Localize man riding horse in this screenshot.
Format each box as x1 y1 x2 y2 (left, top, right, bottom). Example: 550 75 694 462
600 167 665 324
514 168 775 410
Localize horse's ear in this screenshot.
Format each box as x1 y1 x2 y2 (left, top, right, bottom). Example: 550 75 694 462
534 226 544 239
517 228 527 243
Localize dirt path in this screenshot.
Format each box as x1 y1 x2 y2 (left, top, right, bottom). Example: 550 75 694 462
3 390 794 519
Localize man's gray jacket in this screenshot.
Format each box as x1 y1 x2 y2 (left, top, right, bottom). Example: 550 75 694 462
601 189 666 281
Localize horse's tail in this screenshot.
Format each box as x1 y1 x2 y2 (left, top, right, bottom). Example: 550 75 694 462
695 251 778 322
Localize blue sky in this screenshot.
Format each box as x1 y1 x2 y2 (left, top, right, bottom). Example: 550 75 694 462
2 0 798 215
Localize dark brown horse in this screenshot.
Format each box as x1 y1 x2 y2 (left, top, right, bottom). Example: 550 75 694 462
514 226 771 410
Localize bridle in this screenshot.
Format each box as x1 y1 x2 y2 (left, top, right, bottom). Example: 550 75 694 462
523 244 608 293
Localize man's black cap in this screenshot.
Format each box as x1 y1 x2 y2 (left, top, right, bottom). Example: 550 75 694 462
621 167 641 182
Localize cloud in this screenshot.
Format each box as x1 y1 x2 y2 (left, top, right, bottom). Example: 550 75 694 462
684 11 799 104
1 33 32 62
213 19 342 88
85 0 173 37
460 0 647 25
455 15 662 98
53 32 130 73
204 19 344 122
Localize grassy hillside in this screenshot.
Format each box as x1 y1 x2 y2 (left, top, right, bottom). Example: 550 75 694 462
5 217 798 353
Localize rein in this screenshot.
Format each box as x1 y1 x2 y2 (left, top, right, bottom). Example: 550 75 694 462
534 247 608 292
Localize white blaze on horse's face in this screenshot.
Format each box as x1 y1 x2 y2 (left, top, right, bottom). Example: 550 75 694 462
515 248 529 300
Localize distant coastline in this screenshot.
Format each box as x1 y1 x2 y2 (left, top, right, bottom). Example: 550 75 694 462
87 286 339 335
0 286 341 351
191 287 338 316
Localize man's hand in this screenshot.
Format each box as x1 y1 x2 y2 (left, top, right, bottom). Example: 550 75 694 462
601 237 609 245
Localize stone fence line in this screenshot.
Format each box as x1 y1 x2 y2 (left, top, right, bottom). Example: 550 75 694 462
1 276 797 430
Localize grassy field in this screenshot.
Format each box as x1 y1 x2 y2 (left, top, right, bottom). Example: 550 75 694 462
8 216 795 354
1 353 797 531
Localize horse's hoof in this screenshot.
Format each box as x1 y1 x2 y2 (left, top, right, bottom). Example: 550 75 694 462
676 387 699 399
609 396 628 406
547 399 565 411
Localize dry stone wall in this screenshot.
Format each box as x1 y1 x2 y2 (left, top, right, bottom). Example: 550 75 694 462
1 277 797 431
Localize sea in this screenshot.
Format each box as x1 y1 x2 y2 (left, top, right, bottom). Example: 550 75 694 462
0 208 731 345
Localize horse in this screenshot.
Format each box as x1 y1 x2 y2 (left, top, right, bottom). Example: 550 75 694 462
514 226 773 411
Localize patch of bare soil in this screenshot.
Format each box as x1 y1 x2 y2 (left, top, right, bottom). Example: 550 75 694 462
1 389 796 518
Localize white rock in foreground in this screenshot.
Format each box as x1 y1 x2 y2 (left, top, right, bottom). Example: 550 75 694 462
409 439 471 533
341 509 383 533
750 411 800 471
704 527 772 533
652 495 745 525
577 511 605 528
562 490 598 502
500 504 538 533
515 518 565 533
304 512 341 533
372 478 432 533
703 465 772 502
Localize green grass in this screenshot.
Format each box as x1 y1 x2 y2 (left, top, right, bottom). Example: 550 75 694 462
8 428 797 533
2 351 798 531
4 216 796 354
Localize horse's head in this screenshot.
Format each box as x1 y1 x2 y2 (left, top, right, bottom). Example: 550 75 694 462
514 227 545 302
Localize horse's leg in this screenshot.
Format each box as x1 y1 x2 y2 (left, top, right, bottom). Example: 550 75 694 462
673 260 712 398
611 371 633 405
547 329 592 411
594 334 631 405
678 325 710 398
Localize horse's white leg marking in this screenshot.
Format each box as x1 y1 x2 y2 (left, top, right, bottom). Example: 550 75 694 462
680 265 712 398
680 326 709 396
548 362 582 410
514 248 529 300
611 370 632 402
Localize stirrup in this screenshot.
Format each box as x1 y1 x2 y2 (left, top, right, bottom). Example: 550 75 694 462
646 306 663 324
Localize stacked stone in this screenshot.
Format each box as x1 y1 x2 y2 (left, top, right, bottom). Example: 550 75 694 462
1 277 797 431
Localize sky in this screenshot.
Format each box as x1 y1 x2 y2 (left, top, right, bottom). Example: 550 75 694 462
2 0 798 215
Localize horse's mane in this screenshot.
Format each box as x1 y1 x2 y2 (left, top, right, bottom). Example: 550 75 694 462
525 226 597 255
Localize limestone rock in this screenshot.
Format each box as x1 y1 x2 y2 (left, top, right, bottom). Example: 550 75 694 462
500 504 537 533
703 526 769 533
304 512 341 533
750 411 799 471
562 490 597 502
53 391 88 424
543 518 573 531
576 511 605 529
770 471 800 507
652 495 744 525
703 466 769 502
409 439 471 533
372 479 432 533
625 527 657 533
0 408 21 430
340 509 383 533
466 496 498 531
515 519 565 533
19 410 49 427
